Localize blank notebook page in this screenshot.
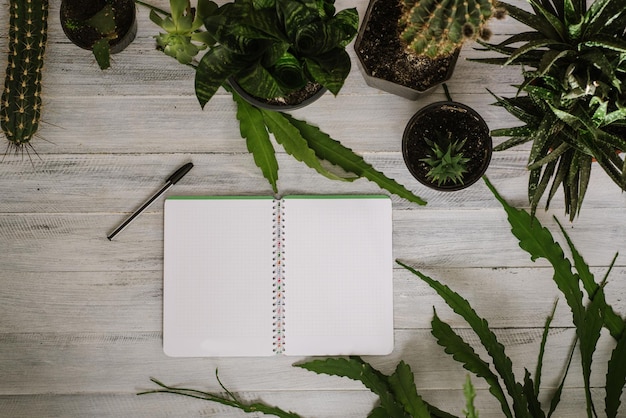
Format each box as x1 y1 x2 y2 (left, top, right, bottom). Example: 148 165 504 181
281 196 393 356
163 197 275 357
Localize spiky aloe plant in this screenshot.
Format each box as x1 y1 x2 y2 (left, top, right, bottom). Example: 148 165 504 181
1 0 48 153
420 132 470 186
475 0 626 220
399 0 505 58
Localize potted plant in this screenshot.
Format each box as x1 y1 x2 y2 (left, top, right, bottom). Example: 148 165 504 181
151 0 358 110
60 0 137 70
402 101 492 190
140 0 427 205
475 0 626 220
354 0 504 100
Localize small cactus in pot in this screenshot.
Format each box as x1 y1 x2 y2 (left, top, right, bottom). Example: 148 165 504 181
399 0 504 58
420 132 470 186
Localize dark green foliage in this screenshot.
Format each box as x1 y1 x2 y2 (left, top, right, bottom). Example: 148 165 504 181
194 0 358 105
420 133 470 186
475 0 626 220
232 88 428 205
1 0 48 149
138 373 302 418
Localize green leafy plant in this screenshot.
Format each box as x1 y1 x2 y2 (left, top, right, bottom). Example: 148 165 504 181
399 0 504 58
140 0 427 205
474 0 626 220
141 177 626 417
192 0 358 104
420 132 470 186
1 0 48 154
61 0 137 70
149 0 358 103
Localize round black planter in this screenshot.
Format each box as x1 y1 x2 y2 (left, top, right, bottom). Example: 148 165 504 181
60 0 137 54
228 78 327 111
402 101 492 191
354 0 459 100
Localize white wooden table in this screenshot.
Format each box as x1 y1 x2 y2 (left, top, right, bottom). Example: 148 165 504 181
1 1 625 416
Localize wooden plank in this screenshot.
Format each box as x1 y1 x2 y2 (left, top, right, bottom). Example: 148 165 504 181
1 388 623 418
0 153 624 213
1 206 624 272
2 268 624 334
0 329 618 394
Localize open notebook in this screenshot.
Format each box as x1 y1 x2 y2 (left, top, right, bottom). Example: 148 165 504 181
163 195 393 357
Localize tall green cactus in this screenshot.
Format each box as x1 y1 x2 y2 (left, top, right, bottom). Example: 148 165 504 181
1 0 49 149
399 0 502 58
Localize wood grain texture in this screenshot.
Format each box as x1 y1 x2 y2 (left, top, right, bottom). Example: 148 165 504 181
1 0 625 416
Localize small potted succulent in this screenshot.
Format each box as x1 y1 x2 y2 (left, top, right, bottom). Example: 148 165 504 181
151 0 358 110
475 0 626 220
402 101 492 190
354 0 503 99
60 0 137 70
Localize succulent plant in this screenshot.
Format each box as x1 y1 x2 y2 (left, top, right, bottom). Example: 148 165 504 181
1 0 48 152
399 0 504 58
150 0 216 64
420 132 470 186
476 0 626 220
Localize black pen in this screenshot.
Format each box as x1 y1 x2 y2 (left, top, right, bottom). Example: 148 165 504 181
107 162 194 240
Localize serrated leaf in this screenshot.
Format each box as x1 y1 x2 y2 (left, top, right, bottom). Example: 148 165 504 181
484 177 587 329
555 218 625 340
232 91 279 192
261 110 353 182
295 357 407 417
398 262 526 418
283 114 427 205
605 325 626 418
387 361 431 417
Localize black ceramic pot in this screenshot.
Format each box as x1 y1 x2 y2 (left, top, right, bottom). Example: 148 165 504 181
354 0 459 100
228 78 327 111
60 0 137 54
402 101 492 191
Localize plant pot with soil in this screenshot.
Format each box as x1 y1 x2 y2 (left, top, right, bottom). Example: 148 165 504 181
60 0 137 69
354 0 503 100
158 0 359 110
402 101 492 191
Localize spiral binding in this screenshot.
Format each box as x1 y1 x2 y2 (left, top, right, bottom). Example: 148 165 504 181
272 199 286 354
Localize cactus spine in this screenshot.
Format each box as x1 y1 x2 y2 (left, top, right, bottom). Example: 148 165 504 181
399 0 500 58
2 0 49 148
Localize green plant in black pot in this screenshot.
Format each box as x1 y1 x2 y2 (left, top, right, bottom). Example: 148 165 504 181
420 132 470 186
192 0 358 109
143 0 426 205
474 0 626 220
60 0 137 70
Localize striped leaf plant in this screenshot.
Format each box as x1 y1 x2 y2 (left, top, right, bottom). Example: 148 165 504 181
474 0 626 220
145 0 427 205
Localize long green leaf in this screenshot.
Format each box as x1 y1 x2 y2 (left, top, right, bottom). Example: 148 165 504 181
261 110 353 182
605 325 626 418
484 177 587 329
295 357 407 417
429 309 513 418
398 261 528 418
283 114 427 205
232 90 279 192
555 218 625 340
139 377 302 418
